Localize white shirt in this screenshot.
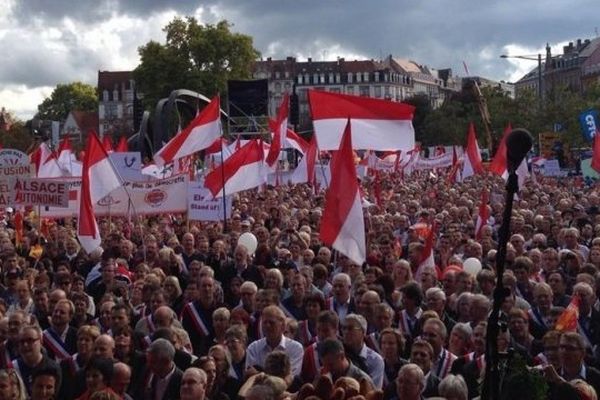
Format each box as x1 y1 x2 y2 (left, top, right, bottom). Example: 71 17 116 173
154 364 176 400
358 343 385 389
245 335 304 376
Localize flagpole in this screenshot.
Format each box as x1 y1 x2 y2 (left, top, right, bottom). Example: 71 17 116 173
222 94 230 233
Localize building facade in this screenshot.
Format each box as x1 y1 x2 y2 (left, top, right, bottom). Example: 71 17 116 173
97 71 137 138
253 56 453 132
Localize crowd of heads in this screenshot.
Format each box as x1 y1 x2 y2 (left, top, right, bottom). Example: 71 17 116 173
0 171 597 399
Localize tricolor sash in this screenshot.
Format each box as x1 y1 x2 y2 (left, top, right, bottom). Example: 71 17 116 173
43 328 71 360
399 308 422 337
185 302 210 336
435 349 456 379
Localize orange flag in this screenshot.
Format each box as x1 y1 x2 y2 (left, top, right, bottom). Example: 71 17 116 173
555 295 580 332
14 211 23 247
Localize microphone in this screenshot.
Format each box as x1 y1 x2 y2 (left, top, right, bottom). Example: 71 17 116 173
505 128 533 173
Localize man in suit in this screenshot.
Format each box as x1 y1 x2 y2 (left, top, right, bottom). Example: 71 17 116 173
559 331 600 396
134 338 183 400
42 299 77 361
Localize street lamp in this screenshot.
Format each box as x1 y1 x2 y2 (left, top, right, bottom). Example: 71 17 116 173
500 53 543 104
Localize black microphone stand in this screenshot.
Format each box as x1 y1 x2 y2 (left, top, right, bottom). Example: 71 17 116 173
481 170 518 400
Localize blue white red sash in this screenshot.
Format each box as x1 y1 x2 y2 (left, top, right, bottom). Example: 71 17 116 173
399 308 422 337
528 307 548 331
145 315 156 334
185 303 210 336
43 328 71 360
435 349 456 379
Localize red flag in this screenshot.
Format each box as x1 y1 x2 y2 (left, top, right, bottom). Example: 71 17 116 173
308 90 415 151
320 119 366 265
154 96 221 166
475 190 490 240
14 211 23 247
592 130 600 173
78 132 121 253
447 146 460 183
102 135 113 152
115 136 128 152
266 94 289 168
289 135 317 185
555 295 580 332
414 222 437 281
204 140 266 198
489 123 512 176
461 122 483 178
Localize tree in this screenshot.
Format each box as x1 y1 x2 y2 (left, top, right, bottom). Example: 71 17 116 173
134 18 260 109
37 82 98 121
0 121 35 152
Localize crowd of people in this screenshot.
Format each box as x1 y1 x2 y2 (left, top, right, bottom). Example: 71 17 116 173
0 168 598 400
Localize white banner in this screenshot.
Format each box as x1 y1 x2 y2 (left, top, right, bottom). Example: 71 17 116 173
10 177 69 208
109 152 144 181
40 175 188 218
188 185 232 221
414 152 453 170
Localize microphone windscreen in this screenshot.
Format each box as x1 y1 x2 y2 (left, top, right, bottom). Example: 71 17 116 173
506 128 533 172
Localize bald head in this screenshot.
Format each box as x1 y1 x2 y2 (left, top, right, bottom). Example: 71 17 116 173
154 306 174 328
181 368 208 400
94 334 115 359
111 362 131 395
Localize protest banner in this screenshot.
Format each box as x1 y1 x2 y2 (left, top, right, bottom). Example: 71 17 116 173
40 175 188 218
10 177 68 208
0 149 33 206
187 185 232 221
414 152 453 170
108 152 144 181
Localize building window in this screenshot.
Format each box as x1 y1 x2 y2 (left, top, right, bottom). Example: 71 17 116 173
285 71 289 79
320 73 325 84
328 73 334 83
375 72 380 82
275 71 280 79
363 72 369 82
274 82 282 93
103 90 109 102
374 86 382 98
359 86 369 96
284 83 291 91
313 74 319 84
298 75 303 84
356 73 362 83
304 73 310 84
347 73 353 83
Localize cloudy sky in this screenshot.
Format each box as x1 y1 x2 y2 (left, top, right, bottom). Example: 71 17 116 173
2 0 599 119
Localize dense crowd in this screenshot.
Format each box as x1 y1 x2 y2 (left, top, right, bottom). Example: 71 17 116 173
0 169 598 400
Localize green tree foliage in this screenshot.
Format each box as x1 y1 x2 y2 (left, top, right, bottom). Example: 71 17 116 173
134 18 260 109
37 82 98 121
0 121 35 152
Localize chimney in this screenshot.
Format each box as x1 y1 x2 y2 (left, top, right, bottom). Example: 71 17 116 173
267 57 272 62
577 39 582 48
308 57 312 63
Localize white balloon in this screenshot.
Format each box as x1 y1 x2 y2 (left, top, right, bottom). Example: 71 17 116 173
463 257 482 276
238 232 258 255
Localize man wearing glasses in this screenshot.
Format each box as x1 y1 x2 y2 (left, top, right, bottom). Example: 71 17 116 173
11 325 60 396
558 331 600 396
341 314 384 389
393 363 425 400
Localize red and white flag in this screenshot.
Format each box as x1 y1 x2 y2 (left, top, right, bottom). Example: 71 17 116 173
320 119 366 265
284 128 309 154
154 96 222 166
447 146 461 183
461 122 483 179
204 139 267 198
308 90 415 151
489 124 529 188
30 142 64 178
115 136 128 152
414 222 436 282
78 132 122 253
57 137 81 177
289 135 318 185
475 190 490 240
592 130 600 173
266 94 289 169
489 124 512 176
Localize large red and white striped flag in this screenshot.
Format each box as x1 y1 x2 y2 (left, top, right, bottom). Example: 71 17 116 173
308 90 415 151
289 135 317 185
475 190 490 240
284 128 309 154
204 139 267 198
78 132 121 253
447 146 461 183
320 119 366 265
57 137 81 177
154 95 222 166
461 122 483 179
